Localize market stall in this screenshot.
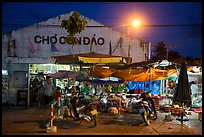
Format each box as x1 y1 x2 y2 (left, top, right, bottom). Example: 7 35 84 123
51 52 123 65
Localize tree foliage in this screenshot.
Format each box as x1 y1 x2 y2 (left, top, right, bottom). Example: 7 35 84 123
150 41 201 66
151 41 181 61
60 11 87 92
61 11 87 45
153 41 167 60
167 50 181 60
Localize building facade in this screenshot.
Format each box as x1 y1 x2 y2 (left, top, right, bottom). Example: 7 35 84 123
2 11 151 105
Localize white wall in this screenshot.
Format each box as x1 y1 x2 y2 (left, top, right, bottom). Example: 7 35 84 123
2 12 148 65
7 63 29 105
2 12 150 105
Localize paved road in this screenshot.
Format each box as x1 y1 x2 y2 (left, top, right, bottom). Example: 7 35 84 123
2 106 202 135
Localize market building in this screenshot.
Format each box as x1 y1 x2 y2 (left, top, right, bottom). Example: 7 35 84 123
2 11 151 106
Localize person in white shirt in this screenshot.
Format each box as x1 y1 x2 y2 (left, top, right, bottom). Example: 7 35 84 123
43 76 56 106
190 81 198 104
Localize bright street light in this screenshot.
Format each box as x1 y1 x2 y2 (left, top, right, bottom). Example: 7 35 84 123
133 20 140 27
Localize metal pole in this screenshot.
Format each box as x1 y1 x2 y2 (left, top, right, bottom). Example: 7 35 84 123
148 67 152 91
50 103 54 126
148 42 151 60
27 66 30 106
57 96 60 116
119 94 121 115
167 45 175 60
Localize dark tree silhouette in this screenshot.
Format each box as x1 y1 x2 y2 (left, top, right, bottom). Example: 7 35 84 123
167 50 182 60
151 41 167 61
151 41 182 61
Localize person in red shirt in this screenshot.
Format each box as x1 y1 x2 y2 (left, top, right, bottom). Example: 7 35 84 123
55 86 61 101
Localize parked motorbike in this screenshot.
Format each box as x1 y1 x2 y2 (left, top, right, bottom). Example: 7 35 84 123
129 94 157 126
139 92 158 120
69 94 98 128
136 98 151 126
97 93 118 111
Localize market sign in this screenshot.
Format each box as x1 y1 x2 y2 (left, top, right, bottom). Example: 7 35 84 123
34 34 105 46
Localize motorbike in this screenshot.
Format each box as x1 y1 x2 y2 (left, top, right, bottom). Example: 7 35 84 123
128 94 157 126
68 94 98 128
136 98 151 126
98 93 153 126
97 93 119 112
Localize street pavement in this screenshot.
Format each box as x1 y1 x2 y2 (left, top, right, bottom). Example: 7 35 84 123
2 106 202 135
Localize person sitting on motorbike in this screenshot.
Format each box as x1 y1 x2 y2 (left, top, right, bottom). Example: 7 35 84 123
140 91 157 119
70 91 80 120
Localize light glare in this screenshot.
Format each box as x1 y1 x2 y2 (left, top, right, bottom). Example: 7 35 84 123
133 20 140 27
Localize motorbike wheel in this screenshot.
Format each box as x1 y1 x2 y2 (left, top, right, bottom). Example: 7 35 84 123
141 109 150 126
153 113 158 120
80 113 97 128
93 115 98 127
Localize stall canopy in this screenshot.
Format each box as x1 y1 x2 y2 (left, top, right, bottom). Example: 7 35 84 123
49 71 77 80
49 71 89 81
51 52 123 64
169 57 198 66
90 66 177 82
90 66 116 78
125 59 157 69
84 79 124 85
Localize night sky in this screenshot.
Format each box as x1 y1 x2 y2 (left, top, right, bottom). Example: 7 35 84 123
2 2 202 58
